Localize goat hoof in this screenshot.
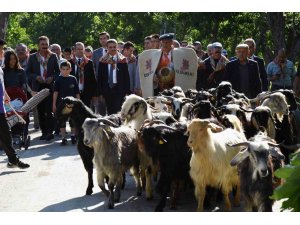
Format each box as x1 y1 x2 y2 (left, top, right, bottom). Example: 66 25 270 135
137 188 142 196
86 188 93 195
146 196 153 201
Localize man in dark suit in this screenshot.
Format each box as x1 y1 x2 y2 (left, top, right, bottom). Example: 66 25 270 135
244 38 268 91
26 36 59 140
224 44 262 99
69 42 97 108
98 39 130 115
92 31 110 115
122 41 136 94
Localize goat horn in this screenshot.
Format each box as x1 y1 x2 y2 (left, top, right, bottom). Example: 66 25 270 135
267 142 281 147
239 106 253 112
97 118 119 127
260 94 272 103
279 143 300 151
154 124 177 132
164 96 175 101
140 119 166 130
248 98 258 103
227 142 250 147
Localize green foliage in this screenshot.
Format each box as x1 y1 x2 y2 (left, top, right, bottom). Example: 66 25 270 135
4 12 300 63
271 152 300 212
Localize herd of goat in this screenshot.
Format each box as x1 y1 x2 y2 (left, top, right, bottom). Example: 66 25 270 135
56 81 300 212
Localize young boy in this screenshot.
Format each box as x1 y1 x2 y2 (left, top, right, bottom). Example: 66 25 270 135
53 61 80 145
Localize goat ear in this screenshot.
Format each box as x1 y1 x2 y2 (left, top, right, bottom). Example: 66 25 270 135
102 125 114 140
269 148 285 160
230 148 249 166
207 123 223 132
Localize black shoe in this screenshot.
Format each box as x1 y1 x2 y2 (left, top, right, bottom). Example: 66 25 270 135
45 133 54 141
60 138 68 146
71 136 77 145
7 159 30 169
39 134 47 140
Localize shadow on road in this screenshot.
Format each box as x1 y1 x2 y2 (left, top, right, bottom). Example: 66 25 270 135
0 170 26 176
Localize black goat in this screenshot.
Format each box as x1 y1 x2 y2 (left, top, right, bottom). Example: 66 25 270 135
139 123 191 211
230 132 285 212
55 97 122 195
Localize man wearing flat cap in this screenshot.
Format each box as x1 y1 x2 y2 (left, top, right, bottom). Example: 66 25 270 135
153 33 176 95
138 33 198 97
0 39 6 67
196 42 229 90
224 43 262 98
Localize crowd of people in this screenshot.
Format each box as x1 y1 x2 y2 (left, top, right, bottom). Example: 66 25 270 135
0 31 300 169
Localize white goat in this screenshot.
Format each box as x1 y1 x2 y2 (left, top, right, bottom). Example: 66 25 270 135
260 92 289 122
186 119 247 211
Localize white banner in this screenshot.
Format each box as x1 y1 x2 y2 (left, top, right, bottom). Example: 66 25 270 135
138 48 197 98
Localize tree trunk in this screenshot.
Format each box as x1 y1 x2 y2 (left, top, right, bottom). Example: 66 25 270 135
267 12 286 52
0 12 10 39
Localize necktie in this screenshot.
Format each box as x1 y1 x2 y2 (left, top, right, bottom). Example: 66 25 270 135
77 59 81 78
108 63 114 88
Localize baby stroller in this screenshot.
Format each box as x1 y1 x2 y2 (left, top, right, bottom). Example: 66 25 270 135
5 87 30 150
6 88 51 150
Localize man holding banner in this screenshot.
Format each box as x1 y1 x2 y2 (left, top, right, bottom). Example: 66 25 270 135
138 33 198 98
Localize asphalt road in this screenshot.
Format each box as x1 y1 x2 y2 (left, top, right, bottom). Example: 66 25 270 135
0 116 286 212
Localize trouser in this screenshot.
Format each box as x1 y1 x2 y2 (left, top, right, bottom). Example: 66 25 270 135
97 100 107 116
37 94 54 135
33 107 39 129
0 113 17 163
103 86 123 115
80 92 92 110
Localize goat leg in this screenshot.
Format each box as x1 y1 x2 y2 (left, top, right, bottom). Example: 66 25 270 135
108 183 115 209
155 176 170 212
222 189 232 211
121 172 126 190
77 141 94 195
146 166 153 200
114 178 123 203
233 182 241 207
170 180 180 210
130 166 142 196
98 172 109 197
195 184 205 212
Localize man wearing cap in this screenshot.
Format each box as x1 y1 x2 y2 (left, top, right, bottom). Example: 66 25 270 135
244 38 268 91
0 39 6 67
153 33 176 95
196 42 229 90
224 44 262 98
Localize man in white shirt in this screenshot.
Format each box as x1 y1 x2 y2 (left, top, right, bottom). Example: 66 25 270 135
97 39 130 115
